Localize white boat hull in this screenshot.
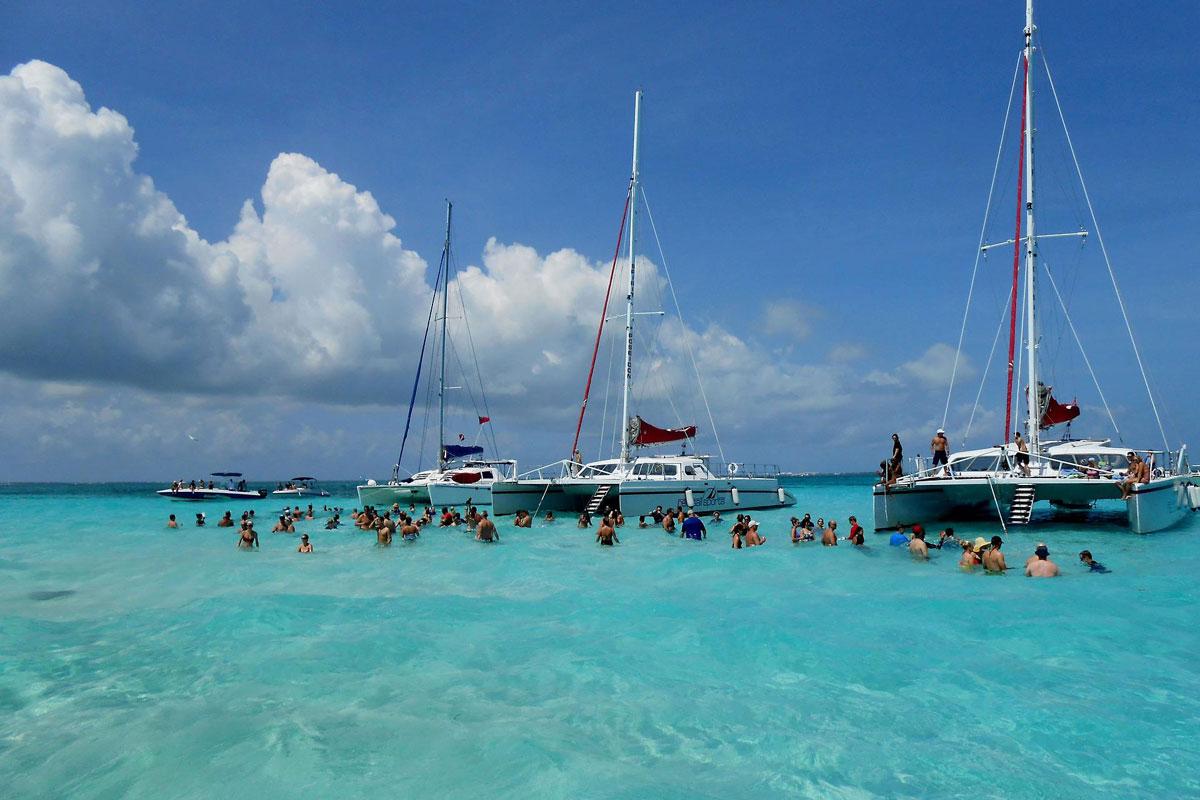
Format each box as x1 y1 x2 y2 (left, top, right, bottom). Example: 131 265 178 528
873 474 1197 534
427 482 494 508
356 483 431 508
490 477 795 517
157 488 267 502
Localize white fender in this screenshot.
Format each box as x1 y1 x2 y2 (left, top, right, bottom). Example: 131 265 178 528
685 488 695 508
778 487 786 504
731 487 741 505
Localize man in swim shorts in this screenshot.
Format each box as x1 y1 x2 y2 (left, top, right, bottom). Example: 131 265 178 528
681 511 706 540
1014 432 1030 477
931 428 950 474
982 535 1006 572
476 512 498 542
1025 544 1060 577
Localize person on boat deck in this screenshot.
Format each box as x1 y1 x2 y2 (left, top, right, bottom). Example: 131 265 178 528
1079 550 1110 573
1014 432 1030 477
821 521 839 546
1026 544 1060 577
890 433 904 473
983 536 1007 572
681 511 706 541
167 514 178 528
596 517 619 546
1085 458 1101 479
218 511 234 528
298 534 313 553
908 528 929 559
1119 452 1150 500
476 512 498 542
931 429 950 474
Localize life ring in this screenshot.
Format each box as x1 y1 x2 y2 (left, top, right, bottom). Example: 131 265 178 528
727 463 740 476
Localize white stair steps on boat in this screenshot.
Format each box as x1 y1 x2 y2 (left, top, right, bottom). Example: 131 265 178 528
1009 485 1037 525
586 485 611 515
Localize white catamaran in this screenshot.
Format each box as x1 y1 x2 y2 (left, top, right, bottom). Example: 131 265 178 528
873 0 1198 534
491 91 796 518
357 202 516 509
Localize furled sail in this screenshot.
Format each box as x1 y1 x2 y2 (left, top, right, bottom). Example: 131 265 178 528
627 416 697 447
1037 383 1081 429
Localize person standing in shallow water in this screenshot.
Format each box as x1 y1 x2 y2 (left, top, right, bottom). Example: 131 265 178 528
982 536 1007 572
476 512 498 542
596 517 619 546
1025 544 1060 577
297 534 313 553
821 521 838 546
166 514 178 528
909 528 929 559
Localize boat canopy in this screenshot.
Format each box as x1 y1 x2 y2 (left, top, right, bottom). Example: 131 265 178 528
291 476 315 481
443 444 485 459
629 416 697 447
211 472 242 477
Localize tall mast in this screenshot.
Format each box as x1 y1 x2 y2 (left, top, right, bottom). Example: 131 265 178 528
1022 0 1040 457
619 90 642 465
438 199 453 470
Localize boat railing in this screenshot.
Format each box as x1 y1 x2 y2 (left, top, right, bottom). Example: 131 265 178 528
900 450 1155 485
710 462 782 479
512 459 583 481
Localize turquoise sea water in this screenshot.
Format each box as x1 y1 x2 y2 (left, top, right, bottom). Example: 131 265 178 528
1 476 1197 799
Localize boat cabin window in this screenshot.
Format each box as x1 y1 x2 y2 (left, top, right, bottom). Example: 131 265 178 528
684 466 696 476
481 471 493 479
662 464 678 477
950 455 1002 472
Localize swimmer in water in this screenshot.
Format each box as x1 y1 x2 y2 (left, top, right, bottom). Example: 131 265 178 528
475 512 498 542
195 512 206 527
238 521 258 549
1025 544 1060 577
1078 550 1110 573
544 511 555 522
298 534 313 553
217 511 234 528
908 528 929 559
596 517 619 546
982 536 1007 572
167 514 178 529
959 540 980 569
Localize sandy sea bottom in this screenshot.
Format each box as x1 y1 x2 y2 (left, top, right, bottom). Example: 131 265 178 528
1 476 1197 799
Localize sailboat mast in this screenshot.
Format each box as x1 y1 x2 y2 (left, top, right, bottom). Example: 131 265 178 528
619 90 642 465
1022 0 1041 456
438 199 453 471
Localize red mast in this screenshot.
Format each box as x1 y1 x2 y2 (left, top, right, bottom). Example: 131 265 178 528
1004 60 1029 442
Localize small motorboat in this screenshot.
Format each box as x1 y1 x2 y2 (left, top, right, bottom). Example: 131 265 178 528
271 476 331 498
157 472 268 501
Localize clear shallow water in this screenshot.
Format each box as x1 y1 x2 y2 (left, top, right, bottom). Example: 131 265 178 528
1 477 1197 800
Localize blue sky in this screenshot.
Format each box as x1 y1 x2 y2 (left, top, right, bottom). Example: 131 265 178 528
1 1 1197 480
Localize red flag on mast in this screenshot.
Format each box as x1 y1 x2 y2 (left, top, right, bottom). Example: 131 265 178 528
478 416 490 424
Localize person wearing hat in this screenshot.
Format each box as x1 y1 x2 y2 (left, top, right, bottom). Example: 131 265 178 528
931 428 951 475
744 520 766 547
1025 543 1060 577
982 535 1006 572
297 534 313 553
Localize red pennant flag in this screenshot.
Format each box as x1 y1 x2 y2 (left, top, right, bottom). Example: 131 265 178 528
478 416 491 424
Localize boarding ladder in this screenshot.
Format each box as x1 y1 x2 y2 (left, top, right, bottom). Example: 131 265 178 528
1009 485 1037 526
586 485 612 515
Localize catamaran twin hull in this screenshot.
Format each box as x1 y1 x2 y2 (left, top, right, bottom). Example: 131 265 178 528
356 483 432 508
872 475 1199 534
491 477 795 517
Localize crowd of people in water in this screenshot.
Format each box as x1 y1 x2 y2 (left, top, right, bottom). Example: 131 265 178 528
166 500 1110 576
